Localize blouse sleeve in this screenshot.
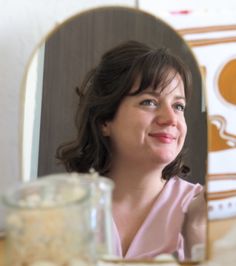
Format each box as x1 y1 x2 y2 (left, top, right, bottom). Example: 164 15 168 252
181 186 207 260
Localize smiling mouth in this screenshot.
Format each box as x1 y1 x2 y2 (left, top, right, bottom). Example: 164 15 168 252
148 133 176 143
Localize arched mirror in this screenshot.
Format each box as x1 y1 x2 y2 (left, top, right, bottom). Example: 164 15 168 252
21 6 207 263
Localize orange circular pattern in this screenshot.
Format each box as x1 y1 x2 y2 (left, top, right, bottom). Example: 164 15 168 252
218 59 236 106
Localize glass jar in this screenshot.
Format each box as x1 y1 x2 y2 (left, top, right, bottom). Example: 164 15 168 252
2 175 94 266
75 173 115 258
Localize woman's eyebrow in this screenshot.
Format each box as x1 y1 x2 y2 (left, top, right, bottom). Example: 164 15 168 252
139 91 186 101
138 91 161 97
174 95 186 101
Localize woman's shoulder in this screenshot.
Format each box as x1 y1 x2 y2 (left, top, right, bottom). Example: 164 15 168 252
171 175 203 190
169 176 204 212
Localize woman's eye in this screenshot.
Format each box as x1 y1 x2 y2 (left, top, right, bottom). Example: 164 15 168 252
140 99 158 107
174 103 185 112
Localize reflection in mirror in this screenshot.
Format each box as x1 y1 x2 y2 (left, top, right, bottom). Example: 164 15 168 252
22 7 207 263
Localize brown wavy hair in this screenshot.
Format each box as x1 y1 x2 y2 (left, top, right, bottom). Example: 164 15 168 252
56 40 192 180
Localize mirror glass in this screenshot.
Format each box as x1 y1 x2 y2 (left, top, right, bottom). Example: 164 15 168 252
21 6 208 263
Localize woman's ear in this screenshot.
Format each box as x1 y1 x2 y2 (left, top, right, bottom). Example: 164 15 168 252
101 121 110 136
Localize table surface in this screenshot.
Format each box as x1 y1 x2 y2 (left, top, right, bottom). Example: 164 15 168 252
1 218 236 266
0 238 4 266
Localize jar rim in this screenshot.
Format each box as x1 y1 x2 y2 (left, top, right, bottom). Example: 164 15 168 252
2 174 90 210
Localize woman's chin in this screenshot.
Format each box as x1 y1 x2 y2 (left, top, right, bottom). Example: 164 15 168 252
151 151 177 166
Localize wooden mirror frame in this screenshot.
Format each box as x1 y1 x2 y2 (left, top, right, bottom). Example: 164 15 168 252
20 6 208 264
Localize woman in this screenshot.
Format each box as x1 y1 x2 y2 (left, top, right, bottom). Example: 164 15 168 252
57 40 206 261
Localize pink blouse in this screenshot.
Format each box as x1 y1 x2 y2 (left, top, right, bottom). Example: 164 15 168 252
112 176 203 261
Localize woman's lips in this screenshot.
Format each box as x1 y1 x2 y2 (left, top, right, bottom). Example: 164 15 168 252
148 133 176 143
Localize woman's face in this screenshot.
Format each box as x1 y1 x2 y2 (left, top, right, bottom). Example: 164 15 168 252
102 72 187 168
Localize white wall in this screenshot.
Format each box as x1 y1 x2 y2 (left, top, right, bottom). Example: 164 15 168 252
1 0 236 232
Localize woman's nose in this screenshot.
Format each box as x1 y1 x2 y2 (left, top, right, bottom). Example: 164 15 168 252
155 105 177 126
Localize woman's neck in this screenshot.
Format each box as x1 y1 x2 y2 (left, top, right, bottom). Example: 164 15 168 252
109 160 168 257
108 160 167 205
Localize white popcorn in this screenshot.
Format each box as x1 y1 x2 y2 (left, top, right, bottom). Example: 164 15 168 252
4 173 101 266
68 258 89 266
30 260 59 266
